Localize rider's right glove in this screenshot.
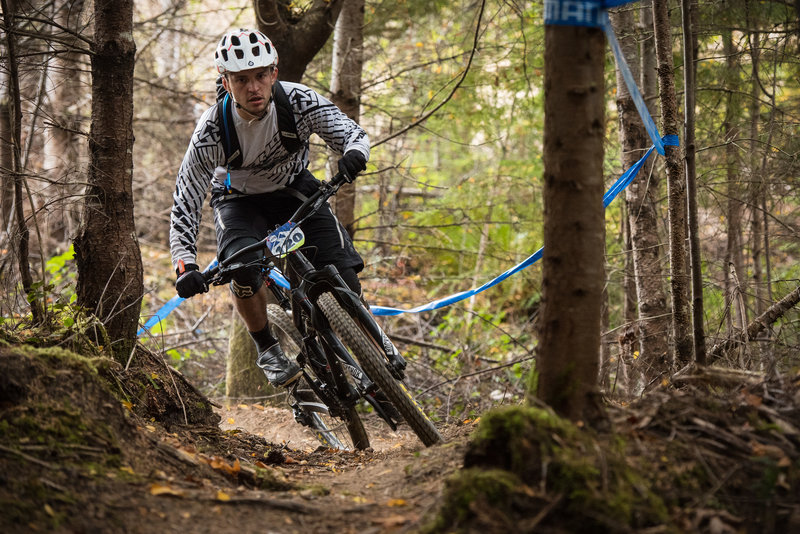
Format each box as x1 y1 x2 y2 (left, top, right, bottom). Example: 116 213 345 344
175 261 209 299
337 150 367 183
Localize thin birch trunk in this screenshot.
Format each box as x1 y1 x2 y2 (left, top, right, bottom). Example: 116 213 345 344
610 6 670 394
653 0 692 367
328 0 364 235
681 0 705 364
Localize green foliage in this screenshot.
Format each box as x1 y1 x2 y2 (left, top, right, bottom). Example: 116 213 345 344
359 1 546 310
44 245 77 306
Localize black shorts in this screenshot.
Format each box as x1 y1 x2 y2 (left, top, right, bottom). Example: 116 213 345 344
211 170 363 273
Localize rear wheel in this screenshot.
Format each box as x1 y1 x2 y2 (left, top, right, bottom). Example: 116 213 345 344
317 292 443 447
267 304 369 450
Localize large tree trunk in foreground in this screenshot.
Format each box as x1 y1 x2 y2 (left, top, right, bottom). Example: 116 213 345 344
536 23 605 424
75 0 143 361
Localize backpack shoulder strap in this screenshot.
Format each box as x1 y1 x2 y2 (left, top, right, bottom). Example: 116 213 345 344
214 78 301 170
272 81 303 154
216 87 242 168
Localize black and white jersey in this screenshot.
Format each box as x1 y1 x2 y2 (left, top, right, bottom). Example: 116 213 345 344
169 81 370 269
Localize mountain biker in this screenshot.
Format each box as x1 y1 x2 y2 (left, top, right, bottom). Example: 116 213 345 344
169 28 369 388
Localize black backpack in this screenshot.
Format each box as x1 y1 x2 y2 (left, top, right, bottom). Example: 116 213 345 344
214 76 303 168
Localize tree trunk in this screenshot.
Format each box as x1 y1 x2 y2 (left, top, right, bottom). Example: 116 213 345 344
610 6 669 394
681 0 705 364
253 0 344 83
0 1 15 235
328 0 364 235
747 23 767 320
44 0 87 246
1 0 44 324
226 307 277 403
75 0 143 361
536 23 605 424
653 0 692 367
722 31 747 344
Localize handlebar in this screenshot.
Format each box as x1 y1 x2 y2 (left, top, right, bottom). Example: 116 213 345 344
203 171 352 282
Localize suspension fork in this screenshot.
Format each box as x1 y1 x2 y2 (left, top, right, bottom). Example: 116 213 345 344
305 261 408 380
328 284 407 380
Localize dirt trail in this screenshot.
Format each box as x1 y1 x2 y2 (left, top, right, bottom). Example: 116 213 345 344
0 347 472 534
217 403 422 452
214 404 471 533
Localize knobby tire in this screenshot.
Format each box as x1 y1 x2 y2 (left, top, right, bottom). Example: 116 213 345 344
266 303 369 450
317 293 443 447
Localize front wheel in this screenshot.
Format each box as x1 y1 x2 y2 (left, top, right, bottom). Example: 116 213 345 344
267 303 369 450
317 293 443 447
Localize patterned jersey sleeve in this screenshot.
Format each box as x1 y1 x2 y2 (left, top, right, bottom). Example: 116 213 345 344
284 82 370 162
169 106 224 269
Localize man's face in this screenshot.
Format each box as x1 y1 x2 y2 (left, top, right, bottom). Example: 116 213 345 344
222 66 277 118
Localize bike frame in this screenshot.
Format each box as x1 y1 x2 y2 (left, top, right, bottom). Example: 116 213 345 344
206 172 407 428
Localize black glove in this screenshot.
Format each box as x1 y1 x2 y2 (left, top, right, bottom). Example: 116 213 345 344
175 262 208 299
337 150 367 182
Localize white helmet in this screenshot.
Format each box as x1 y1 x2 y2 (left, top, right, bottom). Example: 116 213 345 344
214 29 278 74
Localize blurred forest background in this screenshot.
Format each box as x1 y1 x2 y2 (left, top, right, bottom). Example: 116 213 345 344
2 0 799 421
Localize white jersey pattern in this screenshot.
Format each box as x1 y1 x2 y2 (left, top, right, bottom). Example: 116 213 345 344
169 81 370 269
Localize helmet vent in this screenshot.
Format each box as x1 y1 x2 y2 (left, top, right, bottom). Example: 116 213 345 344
235 49 244 59
251 46 260 57
231 35 241 46
249 32 258 44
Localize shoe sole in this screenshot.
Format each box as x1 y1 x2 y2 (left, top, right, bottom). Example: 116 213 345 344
274 369 303 388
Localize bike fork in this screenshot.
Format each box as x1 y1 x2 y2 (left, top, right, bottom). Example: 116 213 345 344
328 283 408 380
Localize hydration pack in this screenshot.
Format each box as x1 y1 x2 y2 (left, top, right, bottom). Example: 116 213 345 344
214 76 303 169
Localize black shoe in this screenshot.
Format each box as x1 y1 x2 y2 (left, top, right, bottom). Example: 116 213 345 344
256 343 302 387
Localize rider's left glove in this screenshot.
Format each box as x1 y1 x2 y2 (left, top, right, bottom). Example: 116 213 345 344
175 261 209 299
337 150 367 183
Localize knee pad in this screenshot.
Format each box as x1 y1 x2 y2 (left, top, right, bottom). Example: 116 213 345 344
229 266 263 299
222 239 264 299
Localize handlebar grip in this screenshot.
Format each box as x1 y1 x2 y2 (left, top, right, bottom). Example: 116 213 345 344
203 267 218 282
330 171 350 186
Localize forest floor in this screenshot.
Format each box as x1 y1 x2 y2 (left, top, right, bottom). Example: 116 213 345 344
3 342 800 533
0 344 473 534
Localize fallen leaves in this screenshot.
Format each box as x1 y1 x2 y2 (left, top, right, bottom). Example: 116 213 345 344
206 456 241 476
148 483 185 497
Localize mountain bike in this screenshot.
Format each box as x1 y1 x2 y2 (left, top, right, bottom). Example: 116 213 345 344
203 172 443 450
